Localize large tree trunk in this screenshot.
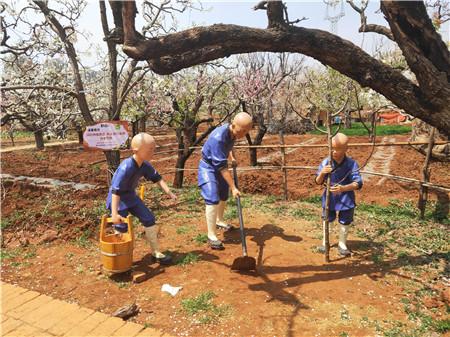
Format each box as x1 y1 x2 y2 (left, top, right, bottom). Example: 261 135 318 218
173 154 188 188
116 1 450 136
247 120 267 166
75 125 83 144
34 130 45 150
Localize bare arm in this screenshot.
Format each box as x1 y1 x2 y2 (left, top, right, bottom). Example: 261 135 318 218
315 164 332 185
111 194 127 224
157 179 177 200
220 167 240 197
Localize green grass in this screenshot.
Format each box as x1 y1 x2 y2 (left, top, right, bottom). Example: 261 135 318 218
310 122 411 136
182 185 202 205
0 248 22 260
181 291 231 324
193 233 208 244
75 229 93 248
176 252 200 266
0 130 34 139
290 208 317 220
176 225 192 234
1 210 27 230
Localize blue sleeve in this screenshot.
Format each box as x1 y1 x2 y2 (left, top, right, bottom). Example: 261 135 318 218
143 162 162 183
111 166 129 195
210 140 229 171
350 160 363 189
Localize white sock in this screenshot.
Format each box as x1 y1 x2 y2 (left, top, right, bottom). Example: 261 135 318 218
216 200 228 227
338 224 349 250
144 226 166 258
206 204 219 241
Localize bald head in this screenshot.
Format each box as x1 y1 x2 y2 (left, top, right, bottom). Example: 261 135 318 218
331 133 349 163
233 112 253 128
231 112 253 139
332 133 349 149
131 133 156 151
131 133 156 162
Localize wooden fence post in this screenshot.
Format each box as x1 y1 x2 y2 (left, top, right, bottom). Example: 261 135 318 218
279 130 288 201
418 127 436 219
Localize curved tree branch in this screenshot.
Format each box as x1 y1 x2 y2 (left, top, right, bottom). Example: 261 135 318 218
115 0 450 136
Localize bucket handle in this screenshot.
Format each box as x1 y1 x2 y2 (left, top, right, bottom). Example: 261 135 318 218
100 215 133 241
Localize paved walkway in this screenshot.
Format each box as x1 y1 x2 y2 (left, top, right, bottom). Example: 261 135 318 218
1 282 171 337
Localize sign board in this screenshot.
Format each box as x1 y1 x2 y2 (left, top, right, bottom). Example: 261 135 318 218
83 121 129 150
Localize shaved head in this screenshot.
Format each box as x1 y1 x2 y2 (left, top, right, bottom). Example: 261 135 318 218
331 133 349 163
332 133 349 148
231 112 253 139
233 112 253 128
131 133 156 151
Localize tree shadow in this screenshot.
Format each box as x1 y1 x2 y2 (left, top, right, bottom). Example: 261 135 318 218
226 222 445 337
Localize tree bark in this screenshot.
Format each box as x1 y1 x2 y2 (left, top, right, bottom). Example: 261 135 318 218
34 129 45 150
173 154 188 188
139 116 147 132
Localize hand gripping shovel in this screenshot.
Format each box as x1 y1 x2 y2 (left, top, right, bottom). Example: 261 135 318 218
231 163 256 271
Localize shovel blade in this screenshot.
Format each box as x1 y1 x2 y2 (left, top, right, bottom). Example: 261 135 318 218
231 256 256 271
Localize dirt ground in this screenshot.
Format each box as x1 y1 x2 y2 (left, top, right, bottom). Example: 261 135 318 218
1 132 449 336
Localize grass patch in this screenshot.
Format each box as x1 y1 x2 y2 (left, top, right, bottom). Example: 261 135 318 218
309 122 411 136
290 207 317 220
0 130 34 139
176 252 200 266
182 186 202 205
181 291 231 324
1 210 27 230
0 248 23 260
75 229 93 248
193 233 208 244
176 225 192 235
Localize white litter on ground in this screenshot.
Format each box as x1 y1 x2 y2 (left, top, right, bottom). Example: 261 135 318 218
161 283 183 296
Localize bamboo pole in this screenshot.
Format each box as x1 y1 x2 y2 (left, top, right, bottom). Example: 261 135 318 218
279 130 288 201
323 111 333 263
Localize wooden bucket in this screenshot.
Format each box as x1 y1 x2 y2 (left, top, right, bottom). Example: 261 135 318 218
99 215 134 273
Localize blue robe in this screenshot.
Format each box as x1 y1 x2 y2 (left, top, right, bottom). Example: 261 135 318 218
316 156 363 211
198 123 235 205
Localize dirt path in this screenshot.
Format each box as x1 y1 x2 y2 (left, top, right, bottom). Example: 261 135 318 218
361 136 397 185
0 140 79 153
1 173 97 190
